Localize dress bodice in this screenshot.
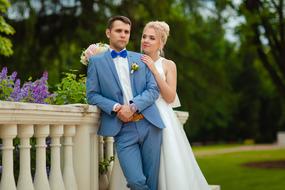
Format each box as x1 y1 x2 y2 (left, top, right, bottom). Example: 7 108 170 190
154 57 181 108
154 57 166 81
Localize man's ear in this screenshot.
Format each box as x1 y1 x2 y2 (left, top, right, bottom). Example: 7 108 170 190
106 29 110 38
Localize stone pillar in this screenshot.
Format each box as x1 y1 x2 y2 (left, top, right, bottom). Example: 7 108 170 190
62 125 78 190
0 124 17 190
49 124 65 190
17 124 34 190
277 131 285 146
34 124 50 190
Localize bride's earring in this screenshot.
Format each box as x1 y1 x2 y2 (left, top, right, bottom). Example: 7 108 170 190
157 48 161 56
158 48 164 57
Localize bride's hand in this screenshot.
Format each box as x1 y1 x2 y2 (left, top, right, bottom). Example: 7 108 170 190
141 55 156 73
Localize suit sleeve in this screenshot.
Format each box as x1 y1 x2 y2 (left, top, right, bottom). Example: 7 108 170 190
130 64 159 112
86 59 118 115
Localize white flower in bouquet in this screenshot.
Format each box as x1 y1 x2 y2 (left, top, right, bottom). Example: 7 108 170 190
80 43 109 65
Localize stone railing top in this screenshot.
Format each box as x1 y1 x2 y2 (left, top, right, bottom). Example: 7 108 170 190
174 110 189 125
0 101 100 125
0 100 189 126
0 101 99 112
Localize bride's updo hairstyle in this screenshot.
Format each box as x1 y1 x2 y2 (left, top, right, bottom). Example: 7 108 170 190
143 21 170 56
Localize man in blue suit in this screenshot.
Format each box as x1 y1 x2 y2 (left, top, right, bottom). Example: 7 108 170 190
86 16 165 190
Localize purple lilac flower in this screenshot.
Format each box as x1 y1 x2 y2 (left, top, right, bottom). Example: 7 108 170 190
4 71 18 91
42 71 48 80
18 81 33 102
10 71 17 81
32 72 51 104
0 67 8 80
1 68 54 104
10 79 22 101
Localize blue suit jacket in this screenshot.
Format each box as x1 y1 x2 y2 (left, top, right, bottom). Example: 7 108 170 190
86 50 165 136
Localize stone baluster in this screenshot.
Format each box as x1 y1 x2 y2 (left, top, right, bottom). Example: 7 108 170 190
17 124 34 190
62 125 78 190
49 124 65 190
99 136 104 162
175 111 189 126
34 124 50 190
0 124 17 190
73 123 99 190
105 137 114 178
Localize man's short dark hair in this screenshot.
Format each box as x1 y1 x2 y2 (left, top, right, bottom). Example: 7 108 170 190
107 16 132 29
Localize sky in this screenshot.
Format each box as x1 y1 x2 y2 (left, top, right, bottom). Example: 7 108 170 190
201 0 244 43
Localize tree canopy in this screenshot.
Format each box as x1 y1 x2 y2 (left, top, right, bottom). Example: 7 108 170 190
0 0 284 143
0 0 15 56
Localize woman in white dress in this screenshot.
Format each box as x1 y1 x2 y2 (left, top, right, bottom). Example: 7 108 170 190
109 21 210 190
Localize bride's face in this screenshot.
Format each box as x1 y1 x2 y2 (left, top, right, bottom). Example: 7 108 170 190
141 27 161 55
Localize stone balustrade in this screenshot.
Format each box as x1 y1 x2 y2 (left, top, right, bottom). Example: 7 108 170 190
0 101 100 190
0 100 219 190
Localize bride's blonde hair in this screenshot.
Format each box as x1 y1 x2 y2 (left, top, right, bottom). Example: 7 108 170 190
143 21 170 56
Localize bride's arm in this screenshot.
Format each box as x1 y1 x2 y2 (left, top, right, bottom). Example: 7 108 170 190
141 55 177 104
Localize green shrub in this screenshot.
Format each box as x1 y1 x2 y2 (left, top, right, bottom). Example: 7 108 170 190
53 71 86 105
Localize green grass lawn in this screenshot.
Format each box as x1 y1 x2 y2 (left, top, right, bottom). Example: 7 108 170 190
193 146 285 190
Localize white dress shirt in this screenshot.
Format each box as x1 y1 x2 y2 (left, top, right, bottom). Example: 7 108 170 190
110 48 133 109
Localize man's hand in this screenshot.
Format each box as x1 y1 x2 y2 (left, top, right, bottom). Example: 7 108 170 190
117 104 135 122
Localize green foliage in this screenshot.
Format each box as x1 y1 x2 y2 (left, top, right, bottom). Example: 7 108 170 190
0 0 9 12
0 0 15 56
0 74 13 100
163 4 239 141
53 71 86 105
224 0 285 140
99 156 114 175
0 35 13 55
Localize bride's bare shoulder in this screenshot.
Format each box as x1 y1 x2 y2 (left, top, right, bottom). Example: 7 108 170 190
162 58 176 70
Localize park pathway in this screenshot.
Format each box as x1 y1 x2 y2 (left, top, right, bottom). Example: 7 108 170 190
194 144 284 157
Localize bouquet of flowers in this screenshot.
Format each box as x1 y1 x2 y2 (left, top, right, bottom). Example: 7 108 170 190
80 43 109 65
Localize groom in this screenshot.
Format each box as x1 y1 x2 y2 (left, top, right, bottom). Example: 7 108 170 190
86 16 165 190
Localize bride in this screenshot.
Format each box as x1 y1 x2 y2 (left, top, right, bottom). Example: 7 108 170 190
109 21 211 190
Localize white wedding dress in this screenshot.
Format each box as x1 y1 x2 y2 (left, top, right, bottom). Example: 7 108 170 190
109 57 211 190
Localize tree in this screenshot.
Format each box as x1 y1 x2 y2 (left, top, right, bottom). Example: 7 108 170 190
0 0 15 56
236 0 285 98
224 0 285 140
3 0 277 142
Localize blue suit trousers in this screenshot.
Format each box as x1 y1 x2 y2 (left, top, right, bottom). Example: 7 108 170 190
114 119 162 190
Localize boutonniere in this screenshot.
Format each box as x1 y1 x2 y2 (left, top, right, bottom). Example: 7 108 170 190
130 63 139 74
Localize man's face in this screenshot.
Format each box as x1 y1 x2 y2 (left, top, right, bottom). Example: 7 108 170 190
106 20 131 51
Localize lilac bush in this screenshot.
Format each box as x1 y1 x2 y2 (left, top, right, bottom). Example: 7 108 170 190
0 67 54 104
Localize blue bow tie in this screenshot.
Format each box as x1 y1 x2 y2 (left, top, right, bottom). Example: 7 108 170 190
111 49 127 58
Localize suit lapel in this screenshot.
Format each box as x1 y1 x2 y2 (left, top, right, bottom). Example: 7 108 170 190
104 51 123 91
127 51 136 96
